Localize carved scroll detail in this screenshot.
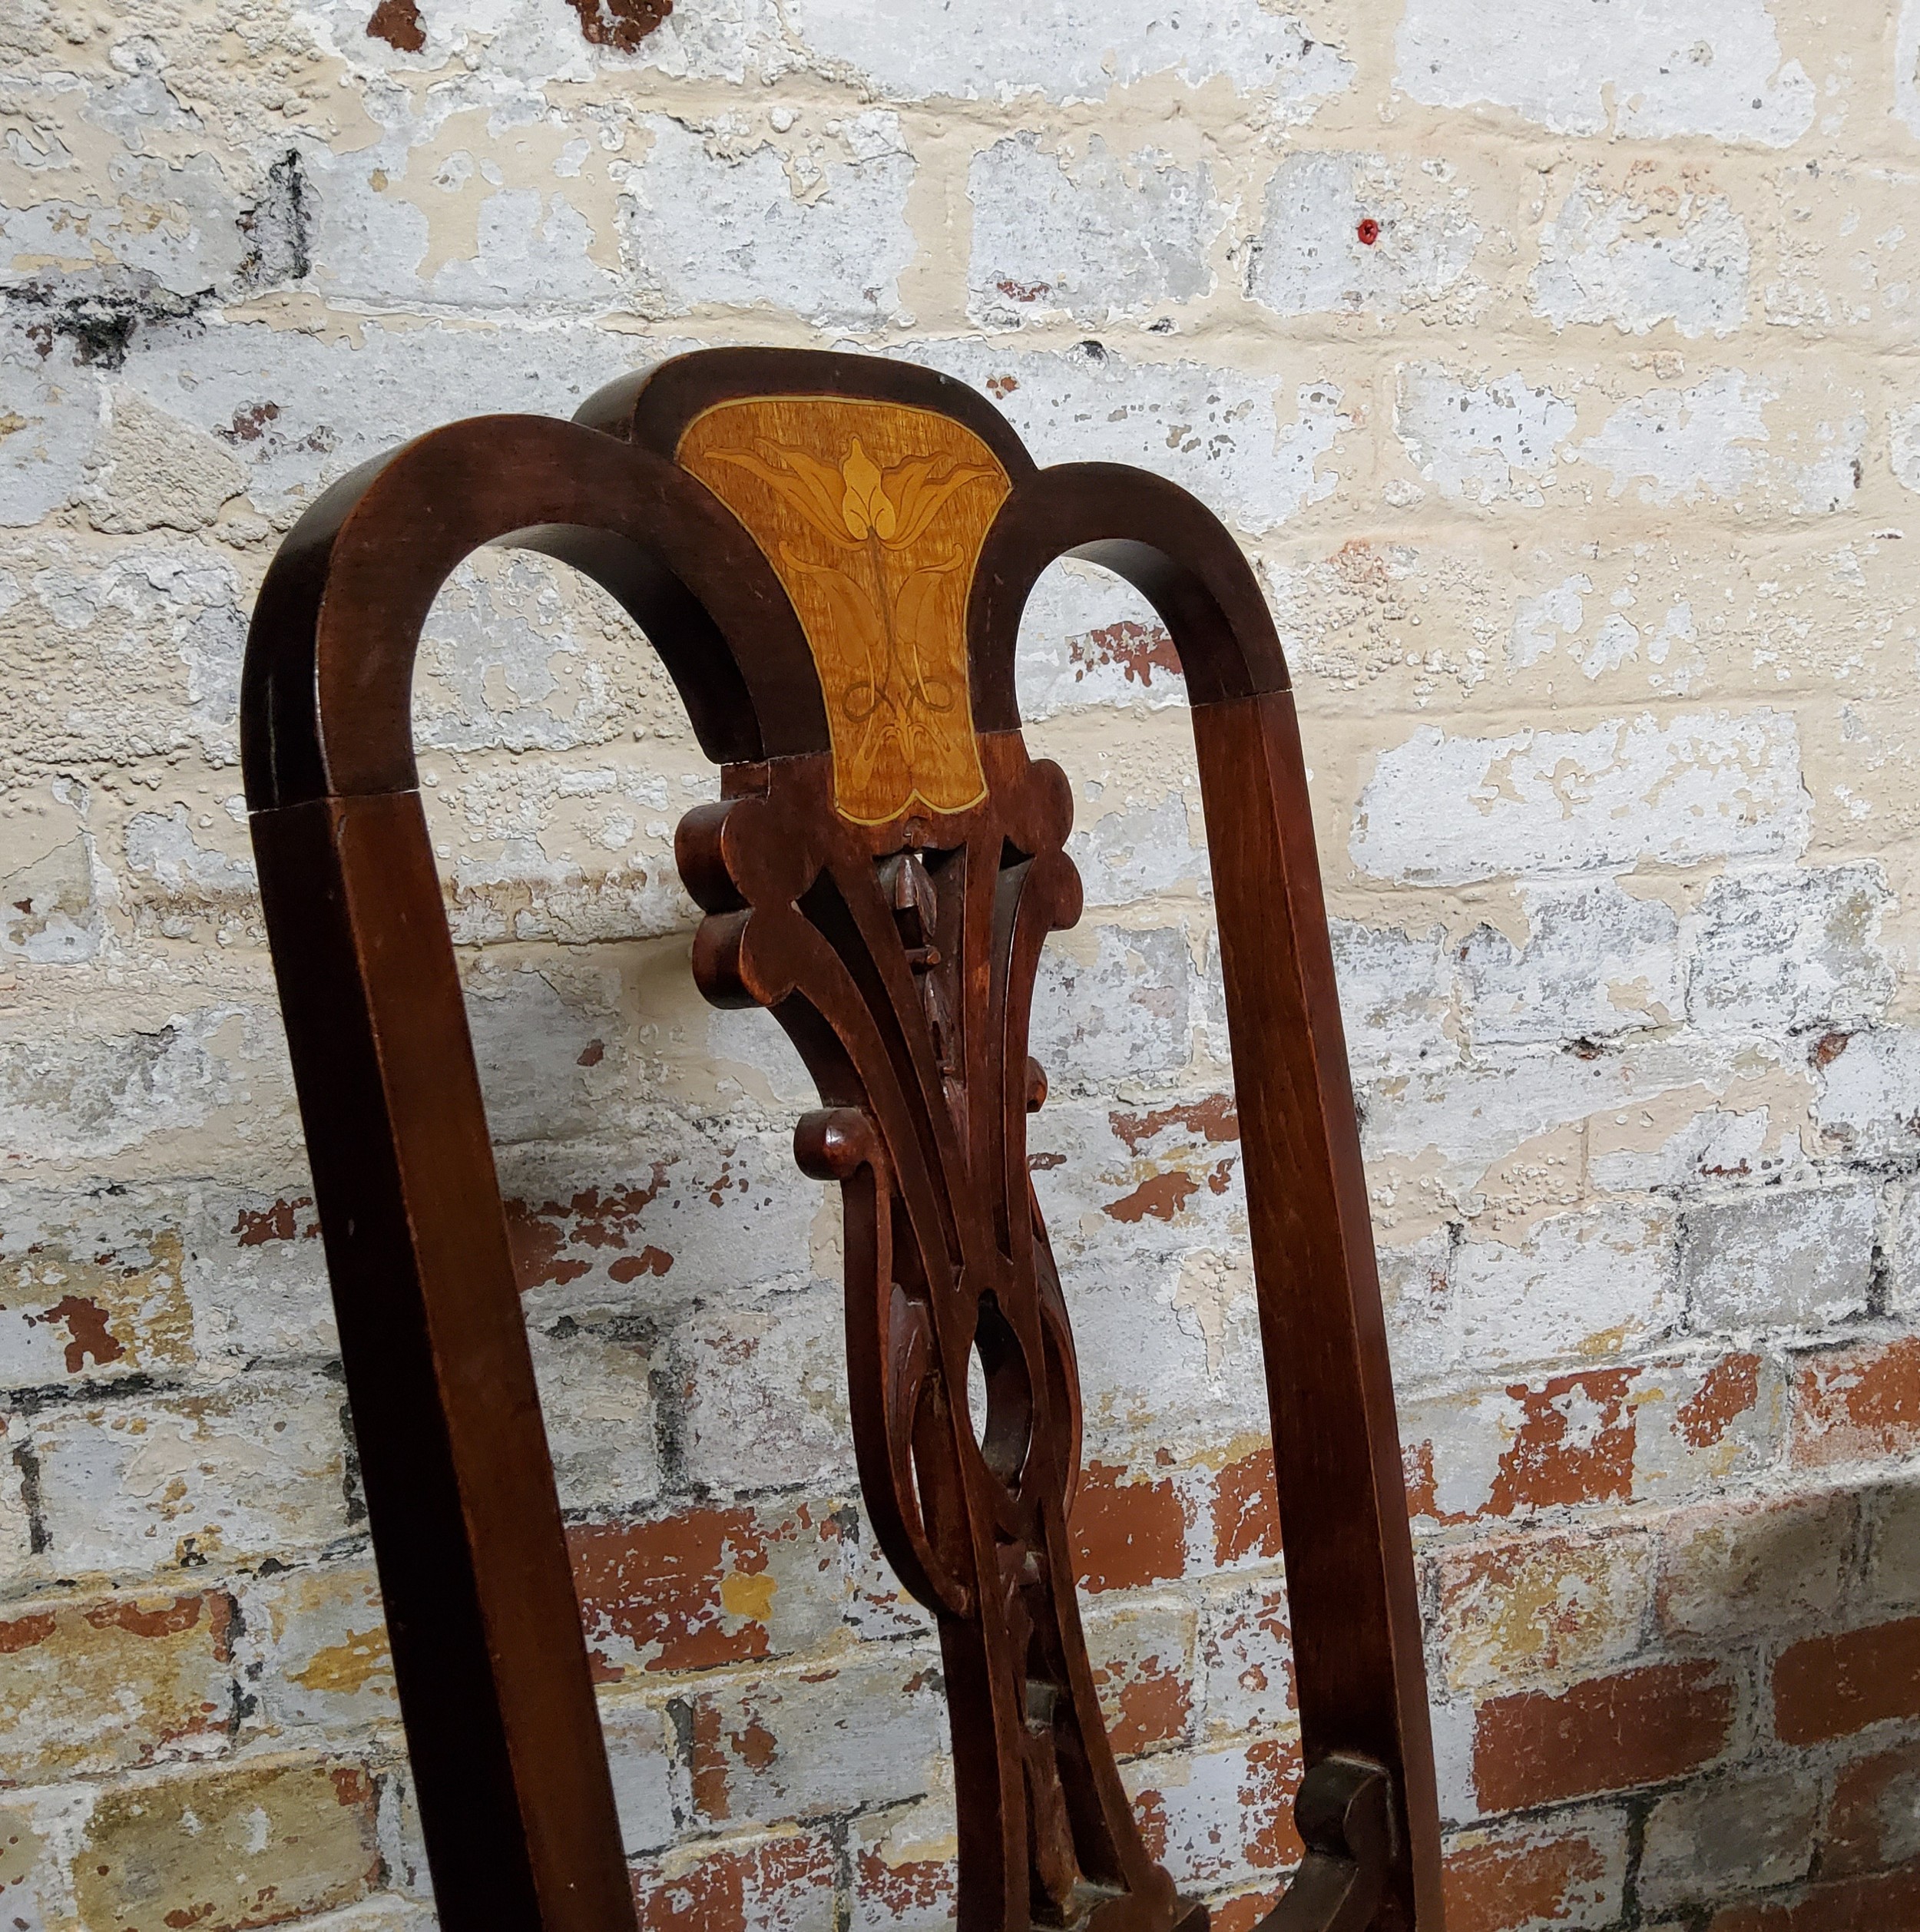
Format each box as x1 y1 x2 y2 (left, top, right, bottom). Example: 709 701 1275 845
678 738 1185 1932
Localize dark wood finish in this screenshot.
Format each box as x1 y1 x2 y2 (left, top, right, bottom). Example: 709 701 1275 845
240 346 1445 1932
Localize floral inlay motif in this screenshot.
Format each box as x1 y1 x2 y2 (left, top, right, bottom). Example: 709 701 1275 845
677 396 1011 825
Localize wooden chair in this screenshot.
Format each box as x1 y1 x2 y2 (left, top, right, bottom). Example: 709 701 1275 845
240 348 1443 1932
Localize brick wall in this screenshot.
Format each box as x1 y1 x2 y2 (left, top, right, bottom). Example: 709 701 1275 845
1 0 1917 1927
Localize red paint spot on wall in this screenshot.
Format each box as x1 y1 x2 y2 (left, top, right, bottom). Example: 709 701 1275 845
1104 1169 1200 1223
608 1246 674 1282
45 1295 125 1374
567 0 674 51
1110 1093 1239 1154
1356 217 1381 246
1068 619 1183 690
366 0 425 51
233 1197 313 1246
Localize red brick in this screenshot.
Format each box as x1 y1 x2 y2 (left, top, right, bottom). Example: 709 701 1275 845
1071 1462 1190 1593
1472 1662 1734 1812
852 1833 955 1932
1129 1737 1304 1887
1204 1885 1281 1932
1705 1860 1920 1930
1442 1813 1627 1932
568 1502 842 1679
633 1827 838 1932
1822 1741 1920 1877
1793 1338 1920 1467
1085 1597 1196 1756
1211 1447 1280 1568
1774 1618 1920 1745
1405 1369 1639 1526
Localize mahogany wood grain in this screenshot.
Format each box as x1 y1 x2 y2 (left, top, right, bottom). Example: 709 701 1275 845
240 346 1445 1932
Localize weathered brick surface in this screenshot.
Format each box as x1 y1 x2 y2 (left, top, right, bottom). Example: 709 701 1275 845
1773 1617 1920 1745
75 1753 382 1931
0 1588 234 1782
1439 1808 1628 1931
2 0 1915 1922
1472 1662 1736 1811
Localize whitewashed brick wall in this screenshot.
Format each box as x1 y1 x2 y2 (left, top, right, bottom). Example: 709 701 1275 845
2 1 1918 1927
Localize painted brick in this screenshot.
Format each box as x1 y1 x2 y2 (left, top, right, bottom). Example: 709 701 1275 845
1685 864 1893 1035
502 1130 822 1321
1126 1736 1303 1889
1352 711 1808 885
1822 1740 1920 1879
682 1649 946 1829
1433 1527 1653 1695
187 1184 337 1364
1815 1025 1920 1164
632 1826 839 1932
236 1565 396 1737
1403 1351 1783 1528
1458 878 1680 1047
1530 180 1750 339
0 1587 233 1784
1682 1182 1878 1332
1250 151 1483 323
618 114 915 329
528 1319 664 1515
1328 918 1455 1077
74 1754 382 1932
1083 1592 1197 1757
598 1693 680 1857
1198 1576 1296 1742
1403 1202 1680 1382
1792 1336 1920 1467
1030 924 1197 1088
1774 1618 1920 1745
1656 1489 1854 1643
969 137 1220 329
0 1189 196 1388
1209 1445 1282 1570
1395 0 1814 143
849 1797 958 1932
568 1500 846 1681
657 1285 852 1494
1440 1808 1629 1932
1862 1478 1920 1613
784 0 1353 107
1472 1662 1736 1812
1638 1768 1821 1914
32 1376 353 1576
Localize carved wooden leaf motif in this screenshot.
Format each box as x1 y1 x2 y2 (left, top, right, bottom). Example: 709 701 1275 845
676 396 1010 825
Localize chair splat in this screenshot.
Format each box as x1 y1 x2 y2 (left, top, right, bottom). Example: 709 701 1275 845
241 346 1444 1932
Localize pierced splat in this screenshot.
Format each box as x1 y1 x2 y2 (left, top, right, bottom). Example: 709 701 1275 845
240 345 1443 1932
680 732 1182 1932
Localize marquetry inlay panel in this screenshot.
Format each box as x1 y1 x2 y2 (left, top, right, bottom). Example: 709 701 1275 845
677 395 1010 825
